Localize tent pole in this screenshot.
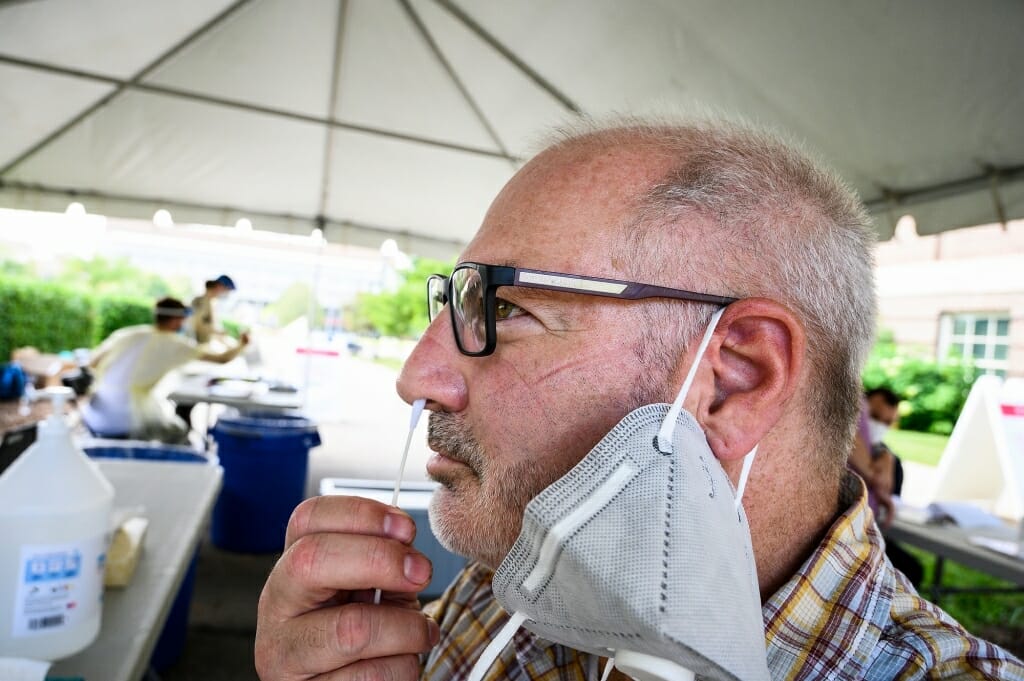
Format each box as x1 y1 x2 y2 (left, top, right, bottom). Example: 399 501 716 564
986 166 1009 230
434 0 581 115
317 0 350 220
864 164 1024 214
0 54 517 164
401 0 513 163
0 178 466 252
0 0 253 177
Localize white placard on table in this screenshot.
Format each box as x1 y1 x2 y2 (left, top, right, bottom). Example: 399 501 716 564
929 376 1024 521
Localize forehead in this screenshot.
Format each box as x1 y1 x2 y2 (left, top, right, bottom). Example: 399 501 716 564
461 139 673 274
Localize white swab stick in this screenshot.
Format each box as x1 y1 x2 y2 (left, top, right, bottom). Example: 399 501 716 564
374 398 426 605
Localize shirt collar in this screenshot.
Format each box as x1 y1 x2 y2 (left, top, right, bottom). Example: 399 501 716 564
762 471 895 678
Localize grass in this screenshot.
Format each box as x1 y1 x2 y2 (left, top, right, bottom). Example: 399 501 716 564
885 428 948 466
883 429 1024 655
907 547 1024 656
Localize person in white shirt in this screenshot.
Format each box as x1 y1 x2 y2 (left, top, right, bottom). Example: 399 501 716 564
82 297 248 443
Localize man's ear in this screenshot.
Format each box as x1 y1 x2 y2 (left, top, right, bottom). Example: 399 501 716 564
688 298 805 461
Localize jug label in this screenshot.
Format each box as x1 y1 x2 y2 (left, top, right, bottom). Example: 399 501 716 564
12 535 107 637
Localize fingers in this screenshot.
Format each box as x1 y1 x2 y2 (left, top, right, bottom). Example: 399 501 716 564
285 495 417 549
256 604 439 680
310 654 424 681
263 532 433 618
255 495 436 680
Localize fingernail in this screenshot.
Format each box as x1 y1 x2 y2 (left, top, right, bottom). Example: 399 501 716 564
427 617 440 646
384 511 415 543
404 553 431 585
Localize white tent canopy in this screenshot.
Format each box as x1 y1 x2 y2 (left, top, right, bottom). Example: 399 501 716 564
1 0 1022 258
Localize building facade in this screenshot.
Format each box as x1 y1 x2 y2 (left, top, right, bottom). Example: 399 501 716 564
876 219 1024 378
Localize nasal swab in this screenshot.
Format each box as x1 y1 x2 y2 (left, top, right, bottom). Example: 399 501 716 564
391 398 426 506
374 398 427 605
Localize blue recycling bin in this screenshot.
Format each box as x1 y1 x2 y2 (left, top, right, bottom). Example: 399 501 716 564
84 441 212 673
210 412 320 553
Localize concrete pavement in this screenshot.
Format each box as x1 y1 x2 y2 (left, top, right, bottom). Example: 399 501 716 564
300 352 434 496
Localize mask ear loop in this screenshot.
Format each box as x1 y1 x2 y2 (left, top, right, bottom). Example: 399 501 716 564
653 307 759 510
655 307 726 454
734 445 757 511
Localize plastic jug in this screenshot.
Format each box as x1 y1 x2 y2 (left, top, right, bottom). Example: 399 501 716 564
0 387 114 660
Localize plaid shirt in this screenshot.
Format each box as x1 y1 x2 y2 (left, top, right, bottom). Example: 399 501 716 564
422 473 1024 680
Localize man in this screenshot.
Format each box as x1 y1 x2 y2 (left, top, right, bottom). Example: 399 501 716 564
866 386 900 446
82 297 248 443
850 388 898 528
176 274 238 427
864 386 901 500
866 386 926 587
190 274 236 344
255 120 1023 679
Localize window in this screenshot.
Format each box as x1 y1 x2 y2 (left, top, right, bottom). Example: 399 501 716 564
937 312 1011 377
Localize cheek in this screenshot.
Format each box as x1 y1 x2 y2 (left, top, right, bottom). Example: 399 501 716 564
475 350 643 483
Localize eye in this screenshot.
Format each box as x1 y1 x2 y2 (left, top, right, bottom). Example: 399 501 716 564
494 297 523 320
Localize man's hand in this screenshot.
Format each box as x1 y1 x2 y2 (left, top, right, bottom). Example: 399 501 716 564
255 496 440 680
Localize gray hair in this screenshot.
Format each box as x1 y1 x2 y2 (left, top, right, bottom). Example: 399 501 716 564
549 118 877 477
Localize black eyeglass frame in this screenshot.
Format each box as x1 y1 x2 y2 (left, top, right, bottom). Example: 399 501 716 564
427 262 738 357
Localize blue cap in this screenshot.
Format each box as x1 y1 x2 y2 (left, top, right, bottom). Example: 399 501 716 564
215 274 236 290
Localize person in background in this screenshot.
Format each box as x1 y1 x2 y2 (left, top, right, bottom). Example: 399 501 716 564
866 386 900 448
190 274 236 344
850 394 896 527
82 297 248 443
867 386 926 587
177 274 239 428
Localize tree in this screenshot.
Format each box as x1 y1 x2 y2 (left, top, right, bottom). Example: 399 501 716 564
862 330 978 435
348 258 453 338
261 282 325 328
0 256 34 278
55 256 186 299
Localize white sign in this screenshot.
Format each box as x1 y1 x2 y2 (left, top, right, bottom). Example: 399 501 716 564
930 376 1024 520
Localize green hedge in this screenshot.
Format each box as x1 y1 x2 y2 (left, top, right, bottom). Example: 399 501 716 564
94 296 153 342
862 332 978 435
0 275 152 361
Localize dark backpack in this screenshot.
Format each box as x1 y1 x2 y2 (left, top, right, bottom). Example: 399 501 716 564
0 362 27 401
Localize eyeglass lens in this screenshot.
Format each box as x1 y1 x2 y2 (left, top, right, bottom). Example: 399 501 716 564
427 275 446 322
450 267 487 353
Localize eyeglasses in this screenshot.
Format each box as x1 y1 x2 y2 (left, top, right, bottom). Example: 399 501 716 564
427 262 737 357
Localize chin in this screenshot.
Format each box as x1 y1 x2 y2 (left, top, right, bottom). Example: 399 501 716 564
428 487 514 570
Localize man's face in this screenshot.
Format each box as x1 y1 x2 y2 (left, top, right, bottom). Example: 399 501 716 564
397 143 681 567
867 394 898 427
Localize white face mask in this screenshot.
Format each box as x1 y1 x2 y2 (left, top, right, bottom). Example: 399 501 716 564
867 418 889 446
468 309 769 681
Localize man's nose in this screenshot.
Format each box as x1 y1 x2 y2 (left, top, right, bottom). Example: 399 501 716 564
396 314 468 413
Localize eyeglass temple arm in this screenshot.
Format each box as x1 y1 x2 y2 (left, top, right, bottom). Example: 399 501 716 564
619 282 737 306
512 268 736 307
